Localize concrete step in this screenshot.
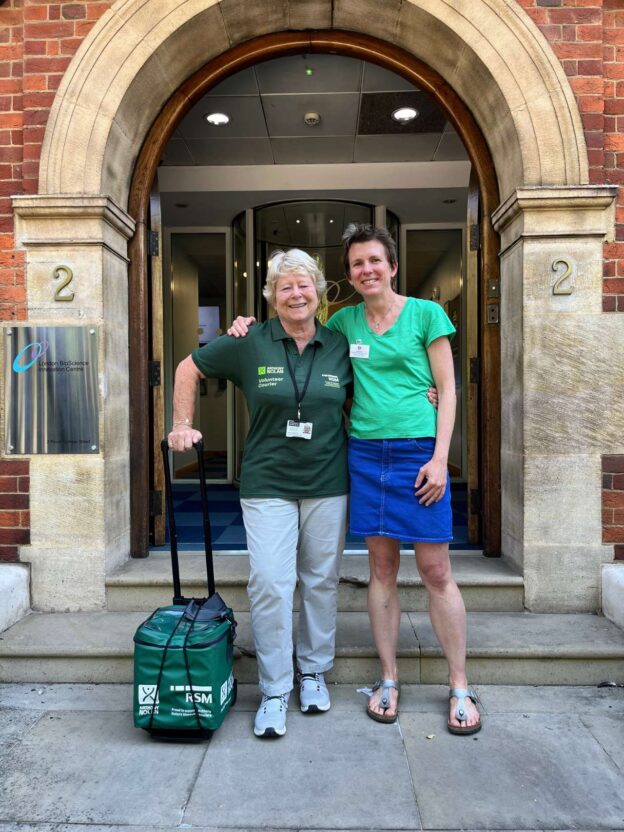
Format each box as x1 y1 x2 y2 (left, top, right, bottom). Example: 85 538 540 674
1 609 623 685
106 552 525 613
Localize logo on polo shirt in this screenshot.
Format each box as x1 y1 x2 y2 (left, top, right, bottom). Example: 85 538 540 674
258 366 284 375
257 365 285 388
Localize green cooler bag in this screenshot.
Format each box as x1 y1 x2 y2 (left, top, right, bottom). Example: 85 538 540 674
133 594 237 739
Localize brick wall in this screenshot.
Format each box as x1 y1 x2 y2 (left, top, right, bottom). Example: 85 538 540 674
518 0 624 311
602 455 624 560
0 0 111 322
0 0 25 320
0 459 30 562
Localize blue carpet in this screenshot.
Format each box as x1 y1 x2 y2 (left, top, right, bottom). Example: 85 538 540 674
153 482 479 552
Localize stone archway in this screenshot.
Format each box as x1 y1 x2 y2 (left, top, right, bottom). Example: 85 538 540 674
39 0 586 205
14 0 620 614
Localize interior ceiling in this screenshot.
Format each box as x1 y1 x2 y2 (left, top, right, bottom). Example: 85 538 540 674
159 53 470 228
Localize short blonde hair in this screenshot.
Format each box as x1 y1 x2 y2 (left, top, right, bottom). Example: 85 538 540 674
263 249 327 307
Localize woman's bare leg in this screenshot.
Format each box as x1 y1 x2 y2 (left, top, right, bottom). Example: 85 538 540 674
366 535 401 718
415 542 480 729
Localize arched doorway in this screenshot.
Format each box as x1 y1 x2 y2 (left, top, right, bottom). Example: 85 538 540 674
127 31 502 556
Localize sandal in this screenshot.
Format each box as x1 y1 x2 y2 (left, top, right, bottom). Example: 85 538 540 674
448 687 482 735
357 679 401 724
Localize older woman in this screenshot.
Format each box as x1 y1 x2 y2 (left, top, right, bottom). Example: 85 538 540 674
168 249 352 738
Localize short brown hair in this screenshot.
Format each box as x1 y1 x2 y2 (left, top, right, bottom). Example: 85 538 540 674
341 223 398 276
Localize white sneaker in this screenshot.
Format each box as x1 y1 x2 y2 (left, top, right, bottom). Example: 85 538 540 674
253 693 289 738
298 672 330 713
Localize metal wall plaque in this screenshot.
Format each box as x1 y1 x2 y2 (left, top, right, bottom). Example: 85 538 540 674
5 326 99 454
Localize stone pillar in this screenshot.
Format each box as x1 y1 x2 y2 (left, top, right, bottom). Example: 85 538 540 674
10 196 135 611
492 186 622 612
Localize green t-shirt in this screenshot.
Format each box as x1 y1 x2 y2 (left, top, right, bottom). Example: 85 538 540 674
326 297 455 439
191 318 352 499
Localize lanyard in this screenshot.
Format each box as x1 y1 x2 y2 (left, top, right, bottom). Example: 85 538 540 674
282 340 318 421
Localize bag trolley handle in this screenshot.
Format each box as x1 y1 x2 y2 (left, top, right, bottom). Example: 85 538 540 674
161 439 216 603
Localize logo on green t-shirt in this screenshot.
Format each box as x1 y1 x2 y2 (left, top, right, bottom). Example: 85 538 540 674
257 366 266 375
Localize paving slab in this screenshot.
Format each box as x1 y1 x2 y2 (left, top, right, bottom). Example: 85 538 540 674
0 826 612 832
476 684 624 715
0 710 207 826
183 709 422 830
0 707 42 749
0 827 287 832
1 685 624 831
399 712 624 830
581 715 624 773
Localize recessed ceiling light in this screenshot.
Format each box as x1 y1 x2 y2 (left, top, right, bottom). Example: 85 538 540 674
391 106 418 124
443 198 457 204
304 112 321 126
329 219 334 224
204 112 230 126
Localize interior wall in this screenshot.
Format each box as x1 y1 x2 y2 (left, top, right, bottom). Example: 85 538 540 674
417 247 461 307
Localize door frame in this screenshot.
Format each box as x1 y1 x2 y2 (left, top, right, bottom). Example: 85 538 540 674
128 30 501 557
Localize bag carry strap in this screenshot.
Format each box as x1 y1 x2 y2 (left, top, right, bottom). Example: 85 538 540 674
147 606 187 735
181 600 211 737
161 438 215 602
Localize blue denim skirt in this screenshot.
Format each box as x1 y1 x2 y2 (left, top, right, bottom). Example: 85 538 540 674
348 437 453 543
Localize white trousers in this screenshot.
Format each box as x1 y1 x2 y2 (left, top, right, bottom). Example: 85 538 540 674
240 495 347 696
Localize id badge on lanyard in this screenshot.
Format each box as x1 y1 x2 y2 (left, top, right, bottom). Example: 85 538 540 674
286 419 313 439
283 341 316 440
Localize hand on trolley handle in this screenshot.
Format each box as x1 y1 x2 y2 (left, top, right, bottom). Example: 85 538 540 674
168 425 203 452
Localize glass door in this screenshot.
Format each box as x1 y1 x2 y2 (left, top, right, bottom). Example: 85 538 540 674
166 229 232 482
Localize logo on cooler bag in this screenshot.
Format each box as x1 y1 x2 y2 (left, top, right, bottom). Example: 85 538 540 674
170 685 213 704
137 685 159 715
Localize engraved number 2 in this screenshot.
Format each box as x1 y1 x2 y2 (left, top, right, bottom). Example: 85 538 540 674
552 257 574 296
53 265 75 302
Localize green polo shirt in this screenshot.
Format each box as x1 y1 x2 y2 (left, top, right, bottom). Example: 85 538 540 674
191 318 352 499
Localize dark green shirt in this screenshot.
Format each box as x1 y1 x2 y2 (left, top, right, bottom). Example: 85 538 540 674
191 318 352 499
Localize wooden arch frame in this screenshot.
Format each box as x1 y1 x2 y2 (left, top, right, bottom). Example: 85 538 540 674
128 30 501 557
